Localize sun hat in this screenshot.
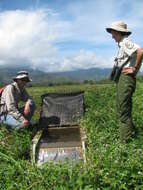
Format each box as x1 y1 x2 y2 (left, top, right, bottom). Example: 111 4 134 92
13 71 32 82
106 21 131 35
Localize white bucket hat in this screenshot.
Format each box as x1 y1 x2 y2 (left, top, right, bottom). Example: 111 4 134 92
13 71 32 82
106 21 131 35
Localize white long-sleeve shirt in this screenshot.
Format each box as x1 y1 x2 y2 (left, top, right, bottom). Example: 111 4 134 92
0 82 34 122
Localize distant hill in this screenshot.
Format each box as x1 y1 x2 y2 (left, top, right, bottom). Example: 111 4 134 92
54 68 111 80
0 66 112 85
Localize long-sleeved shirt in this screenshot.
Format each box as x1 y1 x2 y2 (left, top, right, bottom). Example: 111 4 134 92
0 82 34 123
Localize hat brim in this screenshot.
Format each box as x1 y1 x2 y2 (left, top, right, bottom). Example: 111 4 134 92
13 77 32 82
106 28 131 35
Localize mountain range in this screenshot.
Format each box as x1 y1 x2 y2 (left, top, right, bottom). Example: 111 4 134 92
0 66 114 85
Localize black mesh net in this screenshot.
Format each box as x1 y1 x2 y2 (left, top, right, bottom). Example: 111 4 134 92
39 91 84 127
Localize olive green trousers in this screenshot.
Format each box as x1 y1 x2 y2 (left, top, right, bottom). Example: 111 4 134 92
116 74 136 143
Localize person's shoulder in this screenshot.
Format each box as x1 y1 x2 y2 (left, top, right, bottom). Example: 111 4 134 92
123 37 136 50
5 83 16 91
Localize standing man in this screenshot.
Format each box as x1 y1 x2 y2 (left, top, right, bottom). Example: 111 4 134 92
106 21 143 143
0 71 35 129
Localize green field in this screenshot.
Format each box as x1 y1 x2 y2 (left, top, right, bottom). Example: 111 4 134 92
1 83 143 190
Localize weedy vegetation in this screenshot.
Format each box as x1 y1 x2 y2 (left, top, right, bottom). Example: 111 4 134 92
1 82 143 189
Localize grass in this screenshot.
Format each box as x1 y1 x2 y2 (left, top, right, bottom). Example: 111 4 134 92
0 82 143 189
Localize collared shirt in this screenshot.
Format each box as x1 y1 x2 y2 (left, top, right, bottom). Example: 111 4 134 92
116 36 141 72
0 82 34 123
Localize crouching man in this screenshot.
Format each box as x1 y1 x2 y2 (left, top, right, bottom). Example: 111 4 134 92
0 71 35 129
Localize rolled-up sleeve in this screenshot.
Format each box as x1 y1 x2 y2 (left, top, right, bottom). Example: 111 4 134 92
123 40 139 56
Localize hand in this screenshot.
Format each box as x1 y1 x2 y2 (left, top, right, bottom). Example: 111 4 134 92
122 67 136 75
24 103 30 116
23 119 29 127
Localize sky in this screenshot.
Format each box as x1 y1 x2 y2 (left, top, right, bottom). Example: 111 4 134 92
0 0 143 72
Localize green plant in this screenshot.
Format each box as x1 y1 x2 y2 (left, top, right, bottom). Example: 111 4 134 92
0 82 143 189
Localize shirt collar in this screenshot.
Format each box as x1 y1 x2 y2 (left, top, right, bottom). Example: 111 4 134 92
12 82 23 93
118 36 128 47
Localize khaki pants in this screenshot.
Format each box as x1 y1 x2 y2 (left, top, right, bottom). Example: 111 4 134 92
116 73 136 143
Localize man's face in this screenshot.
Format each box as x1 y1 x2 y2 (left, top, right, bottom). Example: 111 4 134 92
111 30 122 43
17 78 28 89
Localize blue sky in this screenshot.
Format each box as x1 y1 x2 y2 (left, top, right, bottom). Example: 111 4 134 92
0 0 143 72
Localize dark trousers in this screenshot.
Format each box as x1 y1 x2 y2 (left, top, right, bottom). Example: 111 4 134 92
116 73 136 142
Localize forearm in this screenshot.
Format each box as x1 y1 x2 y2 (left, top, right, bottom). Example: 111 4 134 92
122 48 143 75
134 48 143 69
8 106 25 123
9 109 29 126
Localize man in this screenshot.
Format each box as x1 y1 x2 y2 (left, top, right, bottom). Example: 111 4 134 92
0 71 35 129
106 21 143 143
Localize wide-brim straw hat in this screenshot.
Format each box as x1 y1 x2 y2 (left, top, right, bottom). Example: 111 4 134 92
106 21 131 35
13 71 32 82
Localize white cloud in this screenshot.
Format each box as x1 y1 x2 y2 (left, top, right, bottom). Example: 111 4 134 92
0 0 142 72
0 9 71 71
60 50 112 71
0 7 110 72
